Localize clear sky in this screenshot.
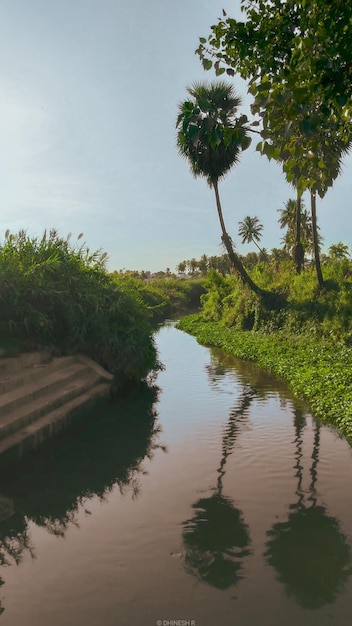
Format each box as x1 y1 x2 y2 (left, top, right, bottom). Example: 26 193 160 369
1 0 351 272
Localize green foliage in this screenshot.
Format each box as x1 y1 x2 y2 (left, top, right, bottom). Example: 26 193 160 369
200 270 237 321
192 253 352 339
197 2 352 196
144 277 206 320
196 1 352 292
110 275 207 323
177 251 352 441
328 242 350 261
176 80 261 294
201 269 261 330
176 317 352 442
0 230 158 386
176 81 251 186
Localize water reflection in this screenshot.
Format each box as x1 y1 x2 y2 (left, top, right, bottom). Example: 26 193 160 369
265 418 352 609
1 325 352 622
186 347 352 607
182 387 253 589
208 346 307 407
0 382 163 612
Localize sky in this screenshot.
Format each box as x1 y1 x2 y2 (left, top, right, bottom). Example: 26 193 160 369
1 0 351 272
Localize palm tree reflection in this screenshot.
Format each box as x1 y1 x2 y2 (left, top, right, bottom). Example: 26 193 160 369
186 349 352 605
265 416 352 609
182 386 253 589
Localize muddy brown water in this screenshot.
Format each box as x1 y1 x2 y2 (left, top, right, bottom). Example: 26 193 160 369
0 321 351 626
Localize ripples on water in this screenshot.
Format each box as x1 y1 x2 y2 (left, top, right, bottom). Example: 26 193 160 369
0 321 352 625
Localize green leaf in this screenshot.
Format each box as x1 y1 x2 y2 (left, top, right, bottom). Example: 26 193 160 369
241 135 252 151
202 59 213 71
215 67 226 76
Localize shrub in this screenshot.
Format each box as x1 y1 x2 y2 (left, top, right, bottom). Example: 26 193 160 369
0 230 158 385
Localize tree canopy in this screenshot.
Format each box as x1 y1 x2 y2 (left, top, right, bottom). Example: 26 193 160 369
196 0 352 198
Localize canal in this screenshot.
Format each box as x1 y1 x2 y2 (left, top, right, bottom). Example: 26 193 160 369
0 321 352 625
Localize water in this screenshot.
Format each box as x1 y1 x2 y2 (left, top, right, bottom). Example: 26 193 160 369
0 321 352 626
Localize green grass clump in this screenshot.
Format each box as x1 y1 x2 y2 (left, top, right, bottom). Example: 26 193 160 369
0 230 158 386
109 275 206 323
177 315 352 442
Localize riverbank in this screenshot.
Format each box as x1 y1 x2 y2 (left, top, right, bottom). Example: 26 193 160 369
177 315 352 442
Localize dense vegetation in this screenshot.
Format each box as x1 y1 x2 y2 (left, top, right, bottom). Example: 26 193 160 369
110 272 206 324
173 2 352 441
0 230 159 387
175 1 352 295
0 230 206 388
176 254 352 441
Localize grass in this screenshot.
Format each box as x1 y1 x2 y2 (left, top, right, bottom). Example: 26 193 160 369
0 230 159 387
177 315 352 442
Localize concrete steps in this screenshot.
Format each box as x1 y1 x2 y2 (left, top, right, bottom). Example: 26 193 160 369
0 352 114 465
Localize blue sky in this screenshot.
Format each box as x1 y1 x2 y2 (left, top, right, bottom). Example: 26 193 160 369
1 0 351 272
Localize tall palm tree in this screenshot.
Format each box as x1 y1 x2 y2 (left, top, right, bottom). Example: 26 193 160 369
176 81 260 295
238 215 266 257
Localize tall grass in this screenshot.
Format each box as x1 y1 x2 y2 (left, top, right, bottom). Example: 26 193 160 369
0 230 158 385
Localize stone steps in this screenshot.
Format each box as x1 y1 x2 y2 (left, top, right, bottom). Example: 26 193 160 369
0 352 114 465
0 354 77 394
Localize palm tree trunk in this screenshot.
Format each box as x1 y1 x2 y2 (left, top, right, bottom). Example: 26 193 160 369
213 181 261 294
294 191 304 274
310 191 324 290
254 241 267 260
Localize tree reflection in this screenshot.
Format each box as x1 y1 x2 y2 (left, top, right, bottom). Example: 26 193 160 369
0 382 163 564
182 387 253 589
265 419 352 609
196 348 352 606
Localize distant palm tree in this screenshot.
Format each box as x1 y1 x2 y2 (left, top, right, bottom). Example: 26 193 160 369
198 253 209 275
176 81 260 295
189 257 198 275
328 242 350 260
238 216 265 257
177 260 187 274
278 198 321 271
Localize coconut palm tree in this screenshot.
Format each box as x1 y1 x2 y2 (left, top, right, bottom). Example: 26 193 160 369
176 260 187 274
328 242 350 260
278 197 322 271
176 81 260 295
238 215 266 258
198 253 209 275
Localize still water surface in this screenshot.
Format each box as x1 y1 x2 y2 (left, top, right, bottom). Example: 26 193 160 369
0 322 352 625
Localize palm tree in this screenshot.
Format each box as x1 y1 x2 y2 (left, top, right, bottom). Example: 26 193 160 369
198 253 209 275
278 197 322 271
328 242 350 260
189 257 198 275
176 260 187 274
238 216 266 258
176 81 260 295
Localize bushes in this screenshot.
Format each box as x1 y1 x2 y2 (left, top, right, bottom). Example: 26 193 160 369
176 316 352 441
176 256 352 439
149 277 206 318
0 230 158 386
199 259 352 339
109 275 206 324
